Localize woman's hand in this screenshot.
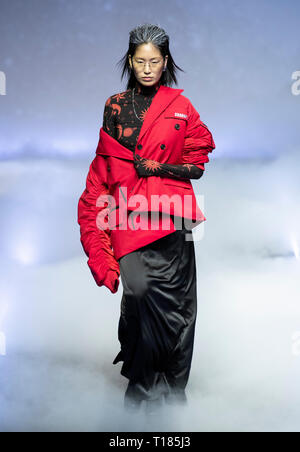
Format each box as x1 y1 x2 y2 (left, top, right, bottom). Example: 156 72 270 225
133 153 162 177
104 269 120 294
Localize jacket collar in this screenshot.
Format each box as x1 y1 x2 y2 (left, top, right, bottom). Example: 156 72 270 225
135 84 184 144
96 84 184 160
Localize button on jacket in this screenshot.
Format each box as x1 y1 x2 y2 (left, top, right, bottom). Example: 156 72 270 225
77 84 215 293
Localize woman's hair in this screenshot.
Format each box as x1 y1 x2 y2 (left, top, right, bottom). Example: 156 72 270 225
116 23 185 89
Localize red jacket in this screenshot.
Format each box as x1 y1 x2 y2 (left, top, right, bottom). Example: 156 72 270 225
78 84 215 294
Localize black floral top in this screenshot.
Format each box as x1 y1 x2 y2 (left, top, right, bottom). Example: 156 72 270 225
102 80 203 180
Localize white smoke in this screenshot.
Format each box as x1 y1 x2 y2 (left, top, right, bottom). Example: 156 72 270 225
0 147 299 432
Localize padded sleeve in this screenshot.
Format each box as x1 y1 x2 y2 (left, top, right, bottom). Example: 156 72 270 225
182 101 216 171
77 154 120 293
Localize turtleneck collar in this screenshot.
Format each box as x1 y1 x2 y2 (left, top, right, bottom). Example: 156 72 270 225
133 79 161 96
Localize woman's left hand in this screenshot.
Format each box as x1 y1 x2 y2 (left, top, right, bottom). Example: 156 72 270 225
133 154 162 177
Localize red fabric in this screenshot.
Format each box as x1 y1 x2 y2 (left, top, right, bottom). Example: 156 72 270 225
103 269 120 294
78 156 120 293
182 101 216 171
78 84 215 293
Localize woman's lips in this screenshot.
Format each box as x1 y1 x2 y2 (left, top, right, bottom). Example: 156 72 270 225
142 78 153 80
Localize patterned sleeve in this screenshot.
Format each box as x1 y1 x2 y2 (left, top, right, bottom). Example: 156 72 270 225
102 97 117 138
134 154 204 180
182 101 216 171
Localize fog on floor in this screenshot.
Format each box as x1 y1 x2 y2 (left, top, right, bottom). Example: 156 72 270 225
0 150 299 432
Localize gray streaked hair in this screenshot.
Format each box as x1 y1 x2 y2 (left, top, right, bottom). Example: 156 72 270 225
129 23 170 48
116 23 185 89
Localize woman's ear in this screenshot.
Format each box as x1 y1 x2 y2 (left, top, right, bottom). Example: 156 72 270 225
164 55 168 70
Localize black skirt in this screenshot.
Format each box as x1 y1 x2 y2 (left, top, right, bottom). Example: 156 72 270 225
112 219 197 404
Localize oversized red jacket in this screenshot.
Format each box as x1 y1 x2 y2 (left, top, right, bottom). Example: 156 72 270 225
77 84 215 294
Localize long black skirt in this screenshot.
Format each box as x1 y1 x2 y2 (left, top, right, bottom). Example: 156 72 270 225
112 218 197 405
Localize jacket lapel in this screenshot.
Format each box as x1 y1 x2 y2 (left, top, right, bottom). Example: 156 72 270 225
136 85 184 145
96 85 184 159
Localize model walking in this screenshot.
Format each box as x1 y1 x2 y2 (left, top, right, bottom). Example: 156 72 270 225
77 23 215 415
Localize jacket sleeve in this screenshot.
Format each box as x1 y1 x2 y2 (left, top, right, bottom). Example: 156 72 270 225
182 100 216 171
77 153 120 294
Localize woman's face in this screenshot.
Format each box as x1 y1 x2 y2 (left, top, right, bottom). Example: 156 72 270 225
129 43 168 88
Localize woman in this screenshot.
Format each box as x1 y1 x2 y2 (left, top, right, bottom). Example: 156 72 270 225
77 23 215 415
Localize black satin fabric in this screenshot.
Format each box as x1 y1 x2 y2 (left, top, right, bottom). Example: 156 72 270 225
112 216 197 404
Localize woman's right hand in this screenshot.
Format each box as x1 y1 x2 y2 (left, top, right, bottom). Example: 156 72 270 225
104 269 120 294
